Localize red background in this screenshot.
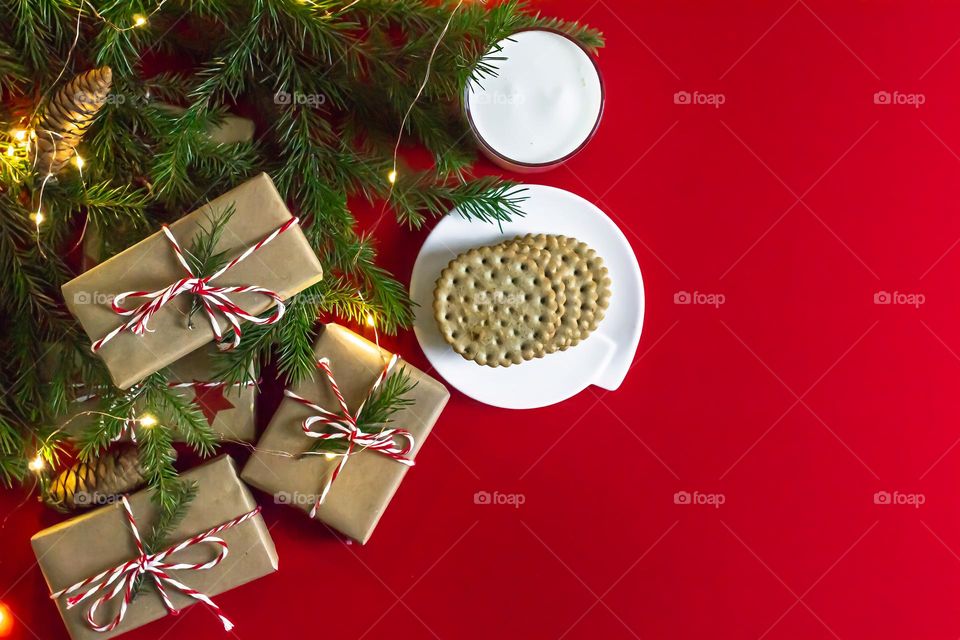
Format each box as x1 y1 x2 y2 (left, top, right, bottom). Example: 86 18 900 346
4 1 960 638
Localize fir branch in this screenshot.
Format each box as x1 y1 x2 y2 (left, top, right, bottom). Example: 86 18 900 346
184 204 235 279
0 37 27 96
274 292 321 384
193 140 260 187
144 480 198 552
184 204 236 328
76 372 216 504
314 277 383 330
391 175 527 228
137 420 180 514
515 9 606 52
142 378 217 457
213 287 320 387
77 391 138 460
213 321 273 387
309 365 417 454
6 0 76 79
0 453 26 487
44 180 151 234
323 231 415 334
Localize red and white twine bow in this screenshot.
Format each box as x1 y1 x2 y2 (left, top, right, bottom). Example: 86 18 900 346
91 218 299 353
51 496 261 633
284 354 414 517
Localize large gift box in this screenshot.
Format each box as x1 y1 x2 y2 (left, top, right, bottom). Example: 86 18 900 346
241 324 450 544
31 455 278 640
62 173 323 389
61 344 257 442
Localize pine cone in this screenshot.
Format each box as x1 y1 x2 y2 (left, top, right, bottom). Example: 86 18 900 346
44 443 145 512
30 66 112 176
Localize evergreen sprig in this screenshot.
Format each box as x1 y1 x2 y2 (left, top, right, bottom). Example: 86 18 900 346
144 480 198 553
75 372 216 512
309 365 418 454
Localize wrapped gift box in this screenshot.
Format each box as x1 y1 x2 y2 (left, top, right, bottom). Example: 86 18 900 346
31 455 278 640
62 173 323 389
242 324 450 544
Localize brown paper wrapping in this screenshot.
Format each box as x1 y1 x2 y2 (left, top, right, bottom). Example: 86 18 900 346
241 324 450 544
61 344 257 442
31 455 278 640
62 173 323 389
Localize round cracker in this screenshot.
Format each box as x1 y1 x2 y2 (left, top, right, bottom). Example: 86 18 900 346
500 237 580 354
519 234 611 348
434 245 560 367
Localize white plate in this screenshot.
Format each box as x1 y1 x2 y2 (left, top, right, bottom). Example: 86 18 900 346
410 184 645 409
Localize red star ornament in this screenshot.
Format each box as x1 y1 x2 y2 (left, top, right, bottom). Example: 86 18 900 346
190 381 235 426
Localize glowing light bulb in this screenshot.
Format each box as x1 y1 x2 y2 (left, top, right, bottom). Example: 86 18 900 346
5 145 13 157
12 130 26 142
139 414 158 428
133 14 147 26
366 313 375 327
387 169 397 184
74 155 84 169
0 600 14 637
28 455 45 472
30 212 44 226
324 453 336 460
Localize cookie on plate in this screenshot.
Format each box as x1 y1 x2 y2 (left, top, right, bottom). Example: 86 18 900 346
519 234 611 349
434 244 561 367
502 236 580 354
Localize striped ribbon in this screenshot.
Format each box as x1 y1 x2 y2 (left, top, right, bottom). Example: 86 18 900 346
167 380 257 392
284 354 415 517
50 496 261 633
91 217 299 353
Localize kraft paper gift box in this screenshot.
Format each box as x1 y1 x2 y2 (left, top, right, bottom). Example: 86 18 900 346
241 323 450 544
60 344 257 442
62 172 323 389
31 455 278 640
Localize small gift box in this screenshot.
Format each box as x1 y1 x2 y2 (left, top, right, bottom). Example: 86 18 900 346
61 344 257 442
31 455 278 640
241 324 450 544
63 173 324 389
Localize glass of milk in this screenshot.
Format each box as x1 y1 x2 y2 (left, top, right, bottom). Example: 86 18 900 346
464 29 604 172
